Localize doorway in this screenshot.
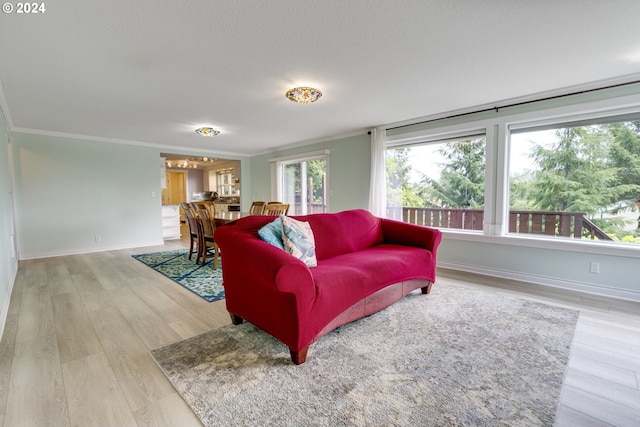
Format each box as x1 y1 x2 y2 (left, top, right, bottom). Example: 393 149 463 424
163 171 187 205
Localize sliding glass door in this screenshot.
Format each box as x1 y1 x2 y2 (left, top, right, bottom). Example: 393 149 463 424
280 158 327 215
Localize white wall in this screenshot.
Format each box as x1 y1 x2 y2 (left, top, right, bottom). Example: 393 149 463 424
0 105 17 339
11 133 164 258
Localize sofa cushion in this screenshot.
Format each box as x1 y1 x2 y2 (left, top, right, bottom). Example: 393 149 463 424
281 216 318 267
297 210 384 260
258 217 285 250
310 244 435 318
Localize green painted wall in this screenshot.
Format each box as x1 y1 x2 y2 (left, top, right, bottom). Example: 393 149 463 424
438 239 640 298
12 133 164 258
250 133 371 212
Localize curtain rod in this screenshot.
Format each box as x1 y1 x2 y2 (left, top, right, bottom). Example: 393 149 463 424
373 79 640 134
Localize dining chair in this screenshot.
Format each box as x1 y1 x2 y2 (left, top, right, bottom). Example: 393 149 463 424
264 201 283 212
180 203 200 261
195 205 220 269
192 202 209 210
263 203 290 215
249 201 266 215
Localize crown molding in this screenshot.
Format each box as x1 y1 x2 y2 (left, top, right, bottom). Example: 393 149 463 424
11 127 249 158
251 129 368 157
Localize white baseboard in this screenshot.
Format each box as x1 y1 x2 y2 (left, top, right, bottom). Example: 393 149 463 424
18 239 165 260
439 261 640 303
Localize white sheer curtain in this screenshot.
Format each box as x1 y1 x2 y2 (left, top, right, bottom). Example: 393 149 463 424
368 127 387 217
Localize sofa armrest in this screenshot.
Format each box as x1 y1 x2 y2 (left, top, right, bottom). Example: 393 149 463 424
380 218 443 255
215 232 316 303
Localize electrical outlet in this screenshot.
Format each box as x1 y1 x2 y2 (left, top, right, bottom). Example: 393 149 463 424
589 262 600 274
95 234 102 243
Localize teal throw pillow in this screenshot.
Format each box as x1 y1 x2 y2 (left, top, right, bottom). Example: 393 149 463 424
258 217 285 250
281 215 317 267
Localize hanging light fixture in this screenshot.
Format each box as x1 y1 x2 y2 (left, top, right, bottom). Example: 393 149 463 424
195 127 220 137
285 87 322 104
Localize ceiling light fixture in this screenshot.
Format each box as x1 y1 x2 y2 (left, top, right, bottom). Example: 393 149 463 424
285 87 322 104
195 127 220 137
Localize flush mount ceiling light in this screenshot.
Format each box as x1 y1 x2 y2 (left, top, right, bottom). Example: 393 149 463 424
285 87 322 104
195 127 220 137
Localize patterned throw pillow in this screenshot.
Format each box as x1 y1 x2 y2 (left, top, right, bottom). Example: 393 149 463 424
258 217 285 250
281 215 317 267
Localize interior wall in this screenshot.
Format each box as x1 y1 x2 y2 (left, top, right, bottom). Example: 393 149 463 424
186 168 203 197
12 132 164 258
0 105 17 339
250 133 371 212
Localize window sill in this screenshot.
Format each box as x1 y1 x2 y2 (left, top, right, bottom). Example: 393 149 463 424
440 228 640 259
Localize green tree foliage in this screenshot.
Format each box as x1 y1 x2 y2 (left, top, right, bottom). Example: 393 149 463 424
606 121 640 209
509 172 536 210
387 120 640 242
386 148 410 207
306 159 326 203
526 126 638 235
421 138 486 208
527 127 615 212
283 159 326 205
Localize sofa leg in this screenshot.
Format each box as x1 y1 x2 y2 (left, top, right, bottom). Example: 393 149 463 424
230 313 244 325
421 282 434 294
290 346 309 365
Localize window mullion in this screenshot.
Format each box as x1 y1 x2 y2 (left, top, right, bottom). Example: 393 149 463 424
492 123 509 236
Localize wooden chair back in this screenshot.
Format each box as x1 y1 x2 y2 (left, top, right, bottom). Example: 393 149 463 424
181 203 202 262
195 205 220 269
249 201 266 215
195 205 217 239
263 203 290 216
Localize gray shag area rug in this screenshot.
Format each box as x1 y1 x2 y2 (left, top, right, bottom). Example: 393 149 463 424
151 283 578 426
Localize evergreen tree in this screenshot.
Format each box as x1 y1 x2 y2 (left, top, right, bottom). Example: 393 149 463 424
528 126 633 215
306 159 326 204
606 121 640 210
421 138 486 208
386 148 412 207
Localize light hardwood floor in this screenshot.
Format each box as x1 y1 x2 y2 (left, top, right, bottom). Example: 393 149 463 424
0 230 638 426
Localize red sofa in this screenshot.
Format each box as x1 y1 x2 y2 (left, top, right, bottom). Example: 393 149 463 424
214 209 442 364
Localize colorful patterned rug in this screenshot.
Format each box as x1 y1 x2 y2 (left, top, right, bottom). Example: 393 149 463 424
132 249 224 302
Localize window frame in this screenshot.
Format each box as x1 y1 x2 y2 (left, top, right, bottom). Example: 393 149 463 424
385 91 640 258
269 149 330 214
216 170 236 196
385 129 489 231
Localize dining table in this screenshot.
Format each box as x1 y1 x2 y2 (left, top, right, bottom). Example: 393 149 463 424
211 210 250 226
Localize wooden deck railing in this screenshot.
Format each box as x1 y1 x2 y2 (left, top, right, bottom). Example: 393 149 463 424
291 203 326 215
387 207 612 240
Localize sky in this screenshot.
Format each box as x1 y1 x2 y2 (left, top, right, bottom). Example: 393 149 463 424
402 129 558 183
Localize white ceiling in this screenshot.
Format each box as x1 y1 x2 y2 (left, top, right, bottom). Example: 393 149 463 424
1 1 640 156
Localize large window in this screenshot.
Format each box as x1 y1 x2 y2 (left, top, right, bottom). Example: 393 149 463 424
384 90 640 255
274 150 328 215
386 134 486 230
509 117 640 244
